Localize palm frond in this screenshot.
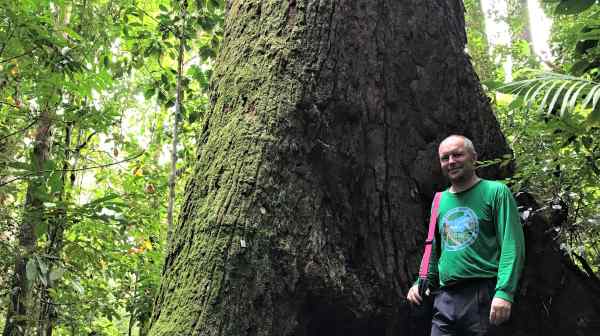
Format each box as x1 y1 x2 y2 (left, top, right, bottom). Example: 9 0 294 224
499 71 600 124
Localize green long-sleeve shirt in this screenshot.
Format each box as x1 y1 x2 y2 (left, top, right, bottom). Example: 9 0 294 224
426 179 525 302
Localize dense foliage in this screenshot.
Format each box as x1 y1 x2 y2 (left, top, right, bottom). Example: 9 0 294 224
0 0 598 335
0 0 222 334
477 0 600 275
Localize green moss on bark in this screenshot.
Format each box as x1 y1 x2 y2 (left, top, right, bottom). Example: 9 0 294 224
149 1 513 335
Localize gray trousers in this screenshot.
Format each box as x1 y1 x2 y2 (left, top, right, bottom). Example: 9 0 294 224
431 278 497 336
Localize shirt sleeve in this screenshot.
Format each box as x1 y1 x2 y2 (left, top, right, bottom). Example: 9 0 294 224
493 184 526 302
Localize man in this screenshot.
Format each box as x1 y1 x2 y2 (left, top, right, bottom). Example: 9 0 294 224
407 135 525 335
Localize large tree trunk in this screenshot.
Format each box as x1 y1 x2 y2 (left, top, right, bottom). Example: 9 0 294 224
150 1 600 335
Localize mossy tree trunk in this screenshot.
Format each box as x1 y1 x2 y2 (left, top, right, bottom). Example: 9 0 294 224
150 1 599 335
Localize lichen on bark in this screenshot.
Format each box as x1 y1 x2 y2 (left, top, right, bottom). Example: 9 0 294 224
148 1 568 335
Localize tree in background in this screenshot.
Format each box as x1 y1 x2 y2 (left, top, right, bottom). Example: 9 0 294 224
0 0 222 334
1 1 118 333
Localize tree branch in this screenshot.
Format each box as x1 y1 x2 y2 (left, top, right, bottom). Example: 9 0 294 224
0 47 38 64
74 131 97 152
0 101 22 109
136 6 181 38
0 119 38 142
571 252 600 288
0 20 14 59
0 151 145 188
167 0 187 243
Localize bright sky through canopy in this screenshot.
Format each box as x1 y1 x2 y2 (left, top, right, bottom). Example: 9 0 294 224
481 0 553 80
527 0 553 62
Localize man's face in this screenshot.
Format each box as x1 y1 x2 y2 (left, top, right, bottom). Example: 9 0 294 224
438 137 477 183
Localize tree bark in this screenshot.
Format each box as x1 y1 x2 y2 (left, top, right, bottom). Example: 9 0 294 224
149 1 600 335
167 0 187 244
4 110 52 336
37 122 73 336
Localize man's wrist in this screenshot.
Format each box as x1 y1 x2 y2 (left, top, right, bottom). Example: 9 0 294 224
494 289 514 303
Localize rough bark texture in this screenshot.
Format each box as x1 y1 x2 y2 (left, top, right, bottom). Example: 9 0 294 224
4 110 52 336
150 1 600 335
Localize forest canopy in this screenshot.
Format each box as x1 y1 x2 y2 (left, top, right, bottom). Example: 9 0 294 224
0 0 598 335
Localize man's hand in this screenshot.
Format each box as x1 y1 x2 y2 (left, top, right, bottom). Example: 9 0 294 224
489 297 512 325
407 284 423 305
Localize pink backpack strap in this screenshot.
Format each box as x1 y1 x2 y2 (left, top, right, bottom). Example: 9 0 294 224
418 192 442 280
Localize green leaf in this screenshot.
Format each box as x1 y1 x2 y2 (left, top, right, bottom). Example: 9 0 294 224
6 161 31 171
144 87 156 99
582 85 600 110
36 256 48 275
188 110 200 123
35 220 48 240
588 106 600 125
158 90 167 102
49 267 64 283
47 172 63 194
508 96 525 110
84 194 121 208
199 45 216 59
591 87 600 124
62 27 83 41
209 0 223 10
578 28 600 41
161 73 170 86
198 17 216 31
570 61 592 76
528 80 553 103
482 80 504 90
539 80 560 113
71 280 84 295
26 258 37 282
38 273 47 287
555 0 596 15
560 81 583 117
502 71 600 121
165 97 175 108
42 158 56 175
566 82 588 115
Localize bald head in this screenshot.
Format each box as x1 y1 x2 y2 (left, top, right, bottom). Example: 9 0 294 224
439 135 477 157
438 135 479 187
